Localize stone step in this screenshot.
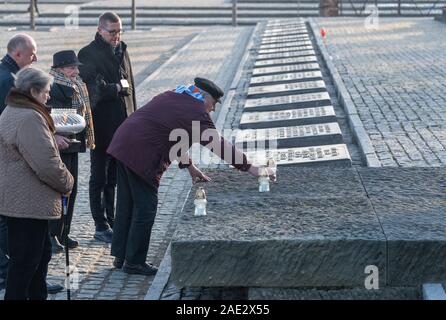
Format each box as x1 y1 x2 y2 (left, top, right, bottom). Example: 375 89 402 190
247 80 327 98
253 56 319 69
256 50 316 61
243 92 331 112
170 168 446 288
257 45 315 56
235 122 344 149
245 143 352 167
239 106 337 129
249 71 323 87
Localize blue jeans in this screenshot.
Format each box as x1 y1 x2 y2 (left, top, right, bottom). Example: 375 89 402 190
0 215 9 284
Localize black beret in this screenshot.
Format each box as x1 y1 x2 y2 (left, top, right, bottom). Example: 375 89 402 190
194 77 224 103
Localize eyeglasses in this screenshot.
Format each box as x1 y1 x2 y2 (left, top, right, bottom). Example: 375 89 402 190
103 28 124 36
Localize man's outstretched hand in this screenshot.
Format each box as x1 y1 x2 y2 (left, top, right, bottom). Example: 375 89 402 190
188 164 212 185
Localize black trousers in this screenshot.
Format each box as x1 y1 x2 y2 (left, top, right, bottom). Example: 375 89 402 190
5 217 51 300
111 161 158 265
49 152 78 239
89 148 116 231
0 215 8 285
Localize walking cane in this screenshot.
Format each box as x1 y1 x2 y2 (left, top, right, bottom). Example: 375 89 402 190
62 195 71 300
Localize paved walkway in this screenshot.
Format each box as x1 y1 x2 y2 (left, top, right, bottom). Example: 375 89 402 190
313 18 446 167
0 24 252 300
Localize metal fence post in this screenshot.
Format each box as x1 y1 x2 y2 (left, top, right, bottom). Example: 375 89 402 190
30 0 35 30
232 0 237 27
131 0 136 30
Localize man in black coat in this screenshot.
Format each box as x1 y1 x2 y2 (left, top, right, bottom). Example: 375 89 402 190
78 12 136 243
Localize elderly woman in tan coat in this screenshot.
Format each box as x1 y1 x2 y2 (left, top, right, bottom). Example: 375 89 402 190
0 67 73 300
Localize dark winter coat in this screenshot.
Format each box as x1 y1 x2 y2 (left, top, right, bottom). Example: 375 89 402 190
78 33 136 149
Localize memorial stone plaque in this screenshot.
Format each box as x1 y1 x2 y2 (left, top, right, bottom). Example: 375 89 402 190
264 25 307 31
262 34 309 42
266 23 306 29
245 144 352 167
235 123 343 148
247 80 326 98
261 35 310 45
252 63 320 76
262 30 309 38
249 71 323 86
240 106 337 129
261 41 313 50
244 92 331 112
266 22 305 27
264 27 307 33
256 50 316 61
258 45 314 55
254 56 318 68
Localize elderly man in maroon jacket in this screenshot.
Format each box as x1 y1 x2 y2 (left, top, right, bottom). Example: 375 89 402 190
107 77 273 275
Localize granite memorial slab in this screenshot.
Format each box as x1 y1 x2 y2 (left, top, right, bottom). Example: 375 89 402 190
254 56 318 68
264 29 308 37
260 41 313 50
262 29 309 37
258 45 314 55
261 34 310 41
266 22 306 28
358 168 446 198
235 123 343 149
188 167 366 199
240 106 337 129
358 168 446 286
261 35 310 45
252 63 320 77
265 24 306 30
248 287 420 300
171 168 384 287
245 144 352 167
247 80 326 98
244 92 331 112
249 71 324 87
256 50 316 61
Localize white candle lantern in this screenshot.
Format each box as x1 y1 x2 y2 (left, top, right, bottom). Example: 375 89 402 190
194 187 207 216
258 167 270 192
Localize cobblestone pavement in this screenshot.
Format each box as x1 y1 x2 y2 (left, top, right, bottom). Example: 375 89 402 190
313 18 446 167
0 25 252 300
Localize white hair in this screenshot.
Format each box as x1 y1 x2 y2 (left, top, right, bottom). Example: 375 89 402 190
14 67 53 95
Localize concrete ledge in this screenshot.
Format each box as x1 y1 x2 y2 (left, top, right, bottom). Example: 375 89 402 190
250 287 421 300
171 167 446 289
171 168 386 288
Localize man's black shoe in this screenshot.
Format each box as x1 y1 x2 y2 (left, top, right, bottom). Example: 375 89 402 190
123 262 158 276
113 257 124 269
94 229 113 243
47 282 64 294
50 236 64 254
59 236 79 249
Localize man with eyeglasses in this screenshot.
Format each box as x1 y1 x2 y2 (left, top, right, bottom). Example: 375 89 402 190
78 12 136 244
